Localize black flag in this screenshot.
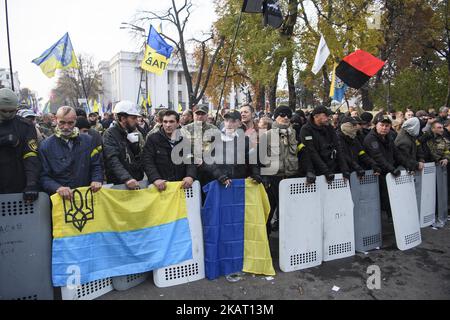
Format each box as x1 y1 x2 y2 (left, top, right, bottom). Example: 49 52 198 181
242 0 264 13
263 0 283 29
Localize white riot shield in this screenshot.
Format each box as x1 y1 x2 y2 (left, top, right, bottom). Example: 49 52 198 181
153 181 205 287
0 193 54 300
386 171 422 251
322 174 355 262
415 163 436 228
350 171 382 253
279 178 322 272
436 165 448 226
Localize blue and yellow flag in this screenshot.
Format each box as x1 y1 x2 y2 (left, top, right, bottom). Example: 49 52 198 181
51 183 192 287
141 26 173 75
32 33 79 78
202 179 275 280
330 62 348 103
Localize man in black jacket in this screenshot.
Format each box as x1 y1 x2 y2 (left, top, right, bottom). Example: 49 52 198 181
0 88 41 202
300 106 350 183
337 117 381 177
204 110 261 187
143 110 196 191
103 101 144 189
394 117 425 172
364 116 410 219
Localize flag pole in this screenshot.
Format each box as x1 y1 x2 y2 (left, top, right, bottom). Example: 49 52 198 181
76 57 90 112
5 0 15 91
214 10 244 124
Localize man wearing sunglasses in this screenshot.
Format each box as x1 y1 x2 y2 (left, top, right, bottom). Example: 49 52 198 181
0 88 41 203
300 105 350 184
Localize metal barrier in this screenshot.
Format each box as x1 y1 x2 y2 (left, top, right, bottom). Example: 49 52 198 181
321 174 355 262
278 177 323 272
0 193 53 300
350 171 382 253
386 171 422 251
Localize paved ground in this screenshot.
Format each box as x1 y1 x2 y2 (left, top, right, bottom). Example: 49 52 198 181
100 219 450 300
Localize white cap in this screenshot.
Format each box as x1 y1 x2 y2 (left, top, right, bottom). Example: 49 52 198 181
113 101 141 117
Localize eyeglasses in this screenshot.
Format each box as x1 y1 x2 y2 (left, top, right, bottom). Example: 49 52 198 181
278 113 292 119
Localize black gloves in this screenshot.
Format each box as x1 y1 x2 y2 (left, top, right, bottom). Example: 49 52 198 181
306 172 316 184
373 166 382 175
23 185 39 203
0 134 19 148
343 171 352 180
325 173 335 184
218 175 230 185
250 175 263 184
356 169 366 178
391 167 402 177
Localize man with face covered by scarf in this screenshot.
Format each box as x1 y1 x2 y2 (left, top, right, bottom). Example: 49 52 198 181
337 117 382 178
394 117 425 173
39 106 103 199
0 88 41 202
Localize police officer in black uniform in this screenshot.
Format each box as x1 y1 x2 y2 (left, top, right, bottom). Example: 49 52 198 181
0 88 40 202
300 106 350 183
364 116 410 220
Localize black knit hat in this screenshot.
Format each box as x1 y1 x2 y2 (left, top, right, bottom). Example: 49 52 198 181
76 116 91 130
360 112 374 124
274 106 293 119
311 105 333 117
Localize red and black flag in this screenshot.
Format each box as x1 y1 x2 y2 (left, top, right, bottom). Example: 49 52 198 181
242 0 264 13
242 0 283 29
335 50 385 89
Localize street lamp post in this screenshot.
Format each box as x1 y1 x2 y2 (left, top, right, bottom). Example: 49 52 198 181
5 0 14 91
120 23 148 107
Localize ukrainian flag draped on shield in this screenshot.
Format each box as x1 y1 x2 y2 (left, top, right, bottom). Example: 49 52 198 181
32 33 79 78
51 182 193 287
202 179 275 280
141 26 174 75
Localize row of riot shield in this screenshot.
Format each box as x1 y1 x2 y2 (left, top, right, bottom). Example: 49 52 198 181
279 163 445 273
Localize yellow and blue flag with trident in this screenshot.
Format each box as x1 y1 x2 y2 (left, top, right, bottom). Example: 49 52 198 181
141 25 174 75
330 63 348 103
51 182 192 286
202 179 275 280
32 33 79 78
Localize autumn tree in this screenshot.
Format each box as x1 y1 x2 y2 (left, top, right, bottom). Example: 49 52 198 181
53 54 102 109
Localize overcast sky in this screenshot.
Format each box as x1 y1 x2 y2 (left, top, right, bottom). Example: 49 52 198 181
0 0 217 100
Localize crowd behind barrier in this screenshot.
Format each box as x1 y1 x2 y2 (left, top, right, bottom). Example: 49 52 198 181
1 165 447 300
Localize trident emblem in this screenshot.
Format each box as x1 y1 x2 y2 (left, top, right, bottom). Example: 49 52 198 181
63 188 95 232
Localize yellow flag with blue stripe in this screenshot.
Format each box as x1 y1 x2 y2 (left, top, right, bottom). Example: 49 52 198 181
51 182 192 287
141 25 174 75
32 33 79 78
